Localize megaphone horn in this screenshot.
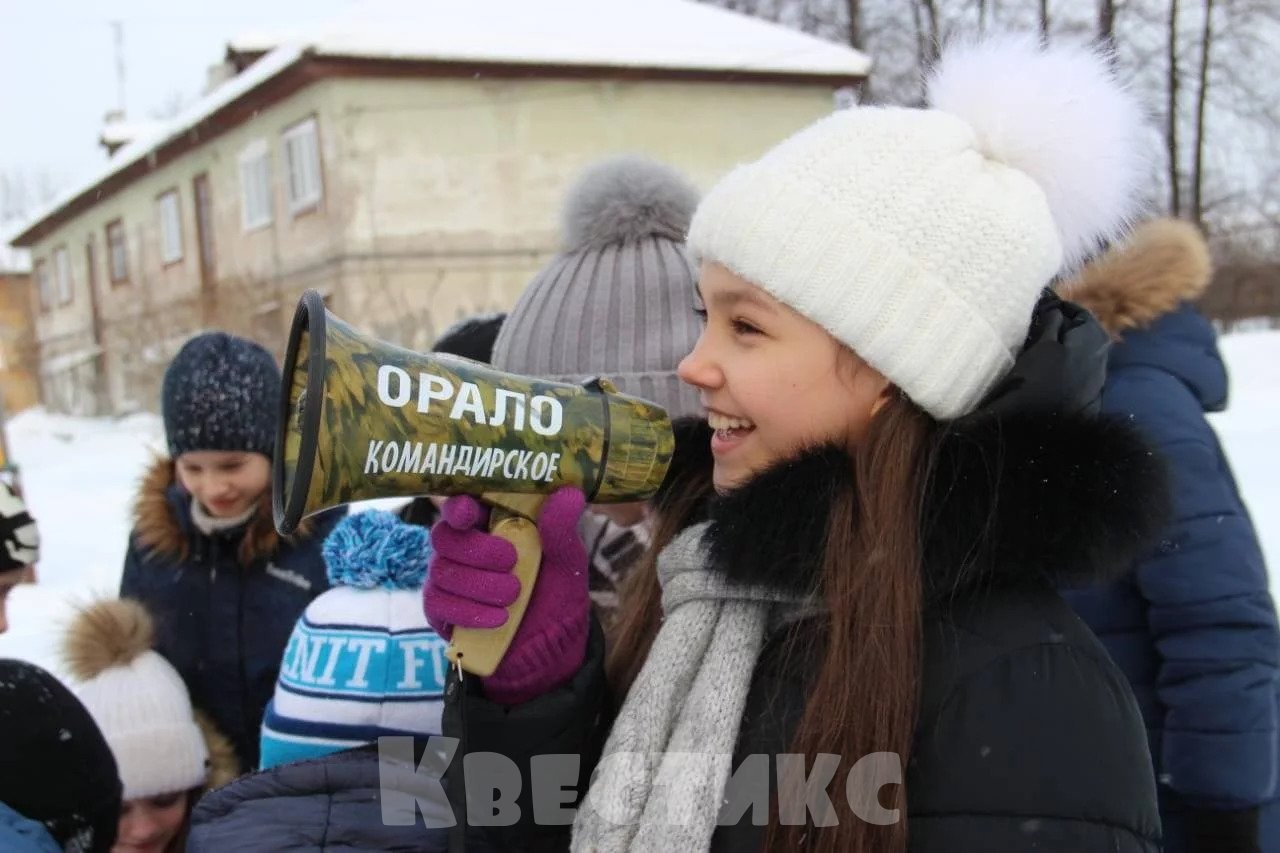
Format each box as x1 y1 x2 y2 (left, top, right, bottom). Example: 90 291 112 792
274 290 674 675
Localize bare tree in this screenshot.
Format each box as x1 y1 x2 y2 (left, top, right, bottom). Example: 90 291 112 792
698 0 1280 287
920 0 941 60
1167 0 1183 215
1098 0 1117 44
1191 0 1215 225
846 0 863 47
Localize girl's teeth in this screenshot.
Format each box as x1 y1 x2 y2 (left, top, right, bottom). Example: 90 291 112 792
708 413 754 431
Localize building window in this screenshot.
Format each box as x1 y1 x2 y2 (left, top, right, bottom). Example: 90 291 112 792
157 189 184 264
53 246 73 306
282 117 323 214
106 219 129 284
85 238 98 294
239 139 274 231
35 260 51 312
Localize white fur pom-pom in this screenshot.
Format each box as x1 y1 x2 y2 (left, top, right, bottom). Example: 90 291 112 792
927 34 1150 270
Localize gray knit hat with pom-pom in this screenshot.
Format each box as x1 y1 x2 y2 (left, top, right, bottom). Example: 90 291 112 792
491 155 702 420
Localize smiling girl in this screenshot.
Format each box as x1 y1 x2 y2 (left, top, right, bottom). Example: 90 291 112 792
120 332 343 771
426 36 1171 852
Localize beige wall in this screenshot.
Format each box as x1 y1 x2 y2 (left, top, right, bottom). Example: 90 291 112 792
0 274 39 416
27 79 349 410
25 71 837 412
325 75 835 347
29 78 347 324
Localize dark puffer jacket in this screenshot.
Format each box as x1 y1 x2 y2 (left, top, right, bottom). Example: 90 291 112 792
188 742 467 852
444 296 1172 851
120 458 344 770
1062 219 1280 852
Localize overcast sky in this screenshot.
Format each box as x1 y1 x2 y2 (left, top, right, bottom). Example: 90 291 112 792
1 0 355 199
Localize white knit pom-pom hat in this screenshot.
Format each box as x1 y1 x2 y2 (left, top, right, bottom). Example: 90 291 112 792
687 34 1149 420
63 599 209 800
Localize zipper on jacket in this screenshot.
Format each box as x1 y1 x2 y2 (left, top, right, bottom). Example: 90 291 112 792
237 557 250 758
445 659 468 853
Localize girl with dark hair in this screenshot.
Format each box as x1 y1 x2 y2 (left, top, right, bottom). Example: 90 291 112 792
425 36 1171 852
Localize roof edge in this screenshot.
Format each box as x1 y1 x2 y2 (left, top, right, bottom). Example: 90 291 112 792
11 53 864 248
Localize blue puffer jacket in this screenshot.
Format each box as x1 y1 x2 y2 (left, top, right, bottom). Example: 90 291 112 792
0 804 61 853
120 458 344 771
1062 221 1280 852
187 742 457 852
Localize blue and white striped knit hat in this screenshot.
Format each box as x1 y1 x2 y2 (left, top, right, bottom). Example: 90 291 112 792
259 510 446 770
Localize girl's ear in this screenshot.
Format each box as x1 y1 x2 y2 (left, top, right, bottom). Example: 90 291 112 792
869 383 896 419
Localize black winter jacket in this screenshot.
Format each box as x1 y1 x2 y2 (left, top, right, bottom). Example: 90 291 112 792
446 296 1171 851
188 743 468 852
120 458 343 769
447 411 1171 850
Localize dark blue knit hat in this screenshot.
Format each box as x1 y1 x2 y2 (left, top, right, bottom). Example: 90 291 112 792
161 332 281 458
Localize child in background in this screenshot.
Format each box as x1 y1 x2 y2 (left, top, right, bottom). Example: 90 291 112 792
62 599 239 853
120 332 344 770
0 658 122 853
0 482 39 633
187 510 452 852
1061 219 1280 853
400 305 678 624
489 154 708 619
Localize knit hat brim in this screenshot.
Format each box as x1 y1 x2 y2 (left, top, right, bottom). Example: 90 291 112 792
259 587 447 770
688 160 1032 420
109 722 208 800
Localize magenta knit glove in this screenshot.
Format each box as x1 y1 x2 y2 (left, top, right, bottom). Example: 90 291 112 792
423 488 590 705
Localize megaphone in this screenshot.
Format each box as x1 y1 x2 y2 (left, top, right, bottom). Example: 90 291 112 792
274 290 673 676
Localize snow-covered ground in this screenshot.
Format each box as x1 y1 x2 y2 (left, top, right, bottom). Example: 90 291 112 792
1 331 1277 678
1209 331 1280 573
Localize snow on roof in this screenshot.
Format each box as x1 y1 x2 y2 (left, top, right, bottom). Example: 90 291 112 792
13 0 867 245
231 0 871 77
10 45 309 247
99 119 168 147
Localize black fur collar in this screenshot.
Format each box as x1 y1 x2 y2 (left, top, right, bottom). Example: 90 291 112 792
702 411 1170 602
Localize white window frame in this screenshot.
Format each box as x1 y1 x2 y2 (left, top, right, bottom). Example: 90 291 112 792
157 189 184 264
106 219 129 284
282 117 323 214
239 139 274 231
53 246 73 306
35 260 51 312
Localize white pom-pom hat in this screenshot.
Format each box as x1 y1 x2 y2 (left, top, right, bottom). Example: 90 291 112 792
63 600 209 801
687 35 1148 420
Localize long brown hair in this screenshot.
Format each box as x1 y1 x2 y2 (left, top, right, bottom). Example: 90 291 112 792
606 419 716 691
607 395 940 852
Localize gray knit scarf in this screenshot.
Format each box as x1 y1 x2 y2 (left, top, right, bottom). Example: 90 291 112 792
572 522 813 852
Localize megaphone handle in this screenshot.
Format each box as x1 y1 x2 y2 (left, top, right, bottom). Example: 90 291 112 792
445 500 545 677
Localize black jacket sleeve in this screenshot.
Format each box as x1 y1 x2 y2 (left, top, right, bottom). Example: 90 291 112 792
444 615 610 852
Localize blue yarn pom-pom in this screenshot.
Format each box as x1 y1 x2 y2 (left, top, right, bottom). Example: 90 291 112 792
322 509 432 590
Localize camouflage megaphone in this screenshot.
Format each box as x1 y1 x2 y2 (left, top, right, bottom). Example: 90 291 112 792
274 290 673 676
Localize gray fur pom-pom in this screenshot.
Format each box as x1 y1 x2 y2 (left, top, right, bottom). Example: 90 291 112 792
561 155 700 252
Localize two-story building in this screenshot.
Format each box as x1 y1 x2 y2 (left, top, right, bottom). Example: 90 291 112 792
9 0 869 414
